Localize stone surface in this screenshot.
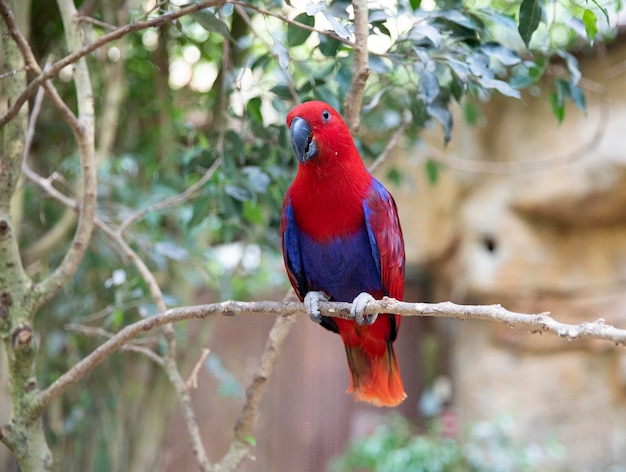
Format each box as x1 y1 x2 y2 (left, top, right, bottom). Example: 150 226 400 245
382 41 626 470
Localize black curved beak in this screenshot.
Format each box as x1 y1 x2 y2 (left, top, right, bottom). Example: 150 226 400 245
290 117 317 163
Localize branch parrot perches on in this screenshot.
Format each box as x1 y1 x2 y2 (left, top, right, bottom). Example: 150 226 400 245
280 100 407 407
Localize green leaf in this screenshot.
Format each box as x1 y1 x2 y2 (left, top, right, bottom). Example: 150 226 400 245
369 10 390 23
554 78 570 102
224 184 250 202
463 102 481 126
558 51 581 85
410 0 422 10
246 436 256 446
242 166 270 193
369 55 390 74
509 73 534 89
474 10 518 30
155 241 189 261
242 200 264 225
550 91 565 123
479 77 521 99
288 13 315 47
550 79 570 124
191 10 233 41
426 101 453 144
418 70 440 104
187 192 214 229
425 159 440 185
437 10 482 31
582 9 598 43
446 58 469 82
271 84 292 99
319 35 341 57
109 308 125 330
372 21 392 37
322 10 351 39
246 97 263 124
410 23 442 47
481 43 522 66
570 83 586 112
386 167 403 186
518 0 542 47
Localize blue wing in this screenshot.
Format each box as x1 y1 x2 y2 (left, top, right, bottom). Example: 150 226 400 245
280 200 307 300
362 179 406 341
362 179 405 301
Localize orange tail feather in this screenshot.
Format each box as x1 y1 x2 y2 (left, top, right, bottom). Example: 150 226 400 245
344 341 406 407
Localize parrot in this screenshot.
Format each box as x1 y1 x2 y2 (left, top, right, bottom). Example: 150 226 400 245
280 100 407 407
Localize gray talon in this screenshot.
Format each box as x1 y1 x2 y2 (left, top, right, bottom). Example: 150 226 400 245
304 291 329 324
351 292 377 326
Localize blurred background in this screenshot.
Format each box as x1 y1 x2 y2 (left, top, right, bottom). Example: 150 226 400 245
1 0 625 470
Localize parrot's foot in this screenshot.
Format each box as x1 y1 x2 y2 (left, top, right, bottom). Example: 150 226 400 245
304 291 329 324
351 292 377 326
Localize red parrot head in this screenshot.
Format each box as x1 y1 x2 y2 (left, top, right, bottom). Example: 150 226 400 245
286 101 356 165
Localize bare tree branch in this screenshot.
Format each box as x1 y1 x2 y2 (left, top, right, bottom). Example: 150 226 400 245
31 296 626 418
343 0 369 134
19 57 77 267
0 1 80 131
29 0 98 311
218 311 297 471
0 0 224 130
163 356 212 472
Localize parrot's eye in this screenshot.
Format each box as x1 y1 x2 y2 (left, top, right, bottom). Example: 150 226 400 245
322 110 331 122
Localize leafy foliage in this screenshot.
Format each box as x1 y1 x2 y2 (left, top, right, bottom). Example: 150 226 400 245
329 414 566 472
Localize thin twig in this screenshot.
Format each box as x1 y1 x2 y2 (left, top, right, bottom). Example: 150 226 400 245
23 59 47 161
121 345 165 366
368 121 409 174
117 157 222 235
66 323 165 365
0 65 27 80
186 348 210 390
76 15 118 31
66 319 160 344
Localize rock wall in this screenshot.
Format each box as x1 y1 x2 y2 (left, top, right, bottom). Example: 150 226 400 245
388 41 626 469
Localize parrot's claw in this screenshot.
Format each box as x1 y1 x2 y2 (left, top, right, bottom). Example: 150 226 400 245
304 291 329 324
351 292 377 326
